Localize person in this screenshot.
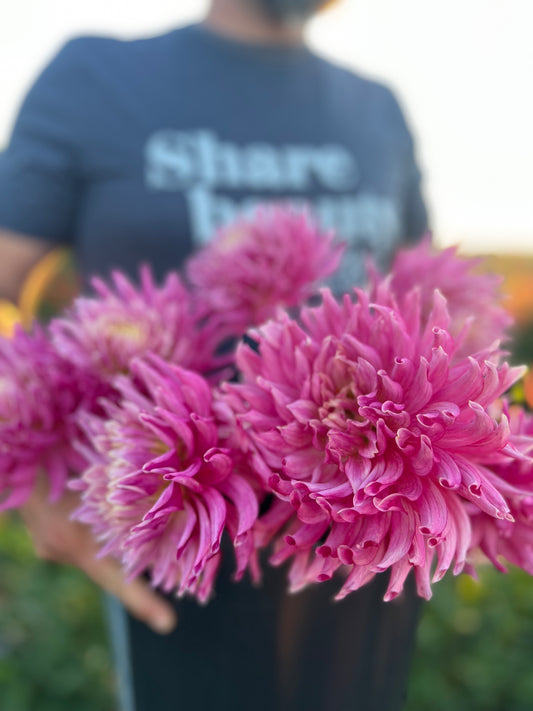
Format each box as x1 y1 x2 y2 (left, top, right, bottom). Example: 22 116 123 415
0 1 429 709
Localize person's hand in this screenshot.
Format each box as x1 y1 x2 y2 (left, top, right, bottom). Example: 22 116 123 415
19 475 177 635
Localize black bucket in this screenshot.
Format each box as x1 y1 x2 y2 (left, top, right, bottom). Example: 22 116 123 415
113 555 422 711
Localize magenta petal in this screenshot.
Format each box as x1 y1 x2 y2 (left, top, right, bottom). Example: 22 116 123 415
417 480 448 539
384 558 413 601
200 487 227 554
219 474 259 540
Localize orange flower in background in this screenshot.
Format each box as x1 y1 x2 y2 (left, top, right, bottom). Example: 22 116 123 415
524 369 533 409
502 272 533 326
481 255 533 326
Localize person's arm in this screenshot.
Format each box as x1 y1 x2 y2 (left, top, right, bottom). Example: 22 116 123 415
20 473 177 634
0 230 54 301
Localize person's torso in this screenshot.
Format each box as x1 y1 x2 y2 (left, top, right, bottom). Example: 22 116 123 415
67 25 418 287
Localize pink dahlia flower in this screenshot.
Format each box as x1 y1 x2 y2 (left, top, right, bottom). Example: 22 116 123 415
50 265 218 381
0 325 96 509
73 356 260 602
185 206 344 334
469 403 533 574
369 236 513 358
225 287 527 601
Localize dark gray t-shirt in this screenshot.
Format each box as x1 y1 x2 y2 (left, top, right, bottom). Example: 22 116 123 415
0 24 427 289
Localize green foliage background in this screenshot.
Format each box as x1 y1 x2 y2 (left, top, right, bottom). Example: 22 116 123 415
0 514 114 711
3 509 533 711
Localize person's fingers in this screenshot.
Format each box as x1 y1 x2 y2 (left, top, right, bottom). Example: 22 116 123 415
80 553 177 635
20 477 177 633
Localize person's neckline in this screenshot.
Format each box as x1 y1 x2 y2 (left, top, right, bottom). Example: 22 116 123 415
185 22 313 60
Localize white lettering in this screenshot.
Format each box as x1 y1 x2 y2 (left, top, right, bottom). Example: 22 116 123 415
242 143 284 190
282 147 316 190
145 129 359 193
187 186 239 244
194 131 242 188
145 130 195 190
314 146 359 190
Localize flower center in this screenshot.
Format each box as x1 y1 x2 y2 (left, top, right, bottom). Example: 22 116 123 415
320 385 364 427
218 226 250 253
105 319 146 345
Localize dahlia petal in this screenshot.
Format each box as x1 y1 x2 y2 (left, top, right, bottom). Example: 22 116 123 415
374 475 423 512
414 555 434 600
200 487 227 555
456 457 513 520
197 554 222 604
285 519 330 549
218 474 259 541
286 399 319 423
143 481 184 522
384 559 413 601
293 492 330 524
360 454 405 496
175 503 199 557
417 480 448 539
344 456 372 494
373 510 414 572
286 549 314 592
334 565 376 601
403 359 433 411
437 357 484 403
139 412 195 455
255 498 294 547
201 449 233 484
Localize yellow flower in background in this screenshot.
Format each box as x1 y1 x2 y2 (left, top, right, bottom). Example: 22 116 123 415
0 248 79 337
0 300 21 337
18 248 76 325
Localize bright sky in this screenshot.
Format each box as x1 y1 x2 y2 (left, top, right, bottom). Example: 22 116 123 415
1 0 532 253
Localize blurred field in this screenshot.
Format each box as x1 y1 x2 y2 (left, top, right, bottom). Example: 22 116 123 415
4 512 533 711
1 248 533 710
0 514 115 711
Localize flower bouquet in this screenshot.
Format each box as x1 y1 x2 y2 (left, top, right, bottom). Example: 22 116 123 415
2 207 532 709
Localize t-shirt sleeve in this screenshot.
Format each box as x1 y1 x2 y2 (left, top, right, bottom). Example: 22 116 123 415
385 89 430 244
0 40 85 245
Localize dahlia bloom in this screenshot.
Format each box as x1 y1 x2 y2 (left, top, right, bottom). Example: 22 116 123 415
224 286 528 600
469 404 533 574
0 325 96 509
73 356 261 602
50 265 219 382
369 236 513 358
185 206 344 334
